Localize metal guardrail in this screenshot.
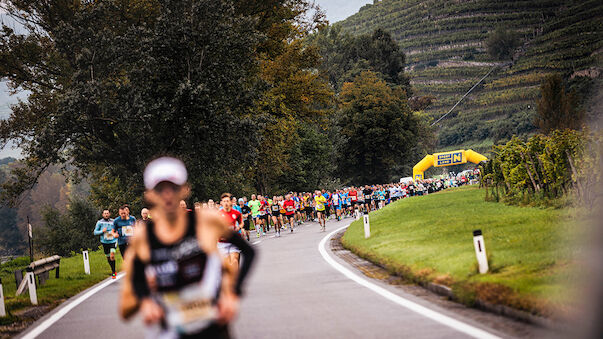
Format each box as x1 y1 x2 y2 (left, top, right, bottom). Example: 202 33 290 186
14 255 61 291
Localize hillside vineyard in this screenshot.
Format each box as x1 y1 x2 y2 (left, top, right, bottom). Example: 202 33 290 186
337 0 602 153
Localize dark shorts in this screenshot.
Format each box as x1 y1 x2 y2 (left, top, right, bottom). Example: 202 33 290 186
284 214 295 220
260 214 269 221
243 219 251 230
271 211 280 217
102 243 116 257
118 243 128 256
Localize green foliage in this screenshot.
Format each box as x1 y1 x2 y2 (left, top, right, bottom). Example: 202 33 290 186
336 71 420 184
482 129 599 207
535 74 585 134
36 198 100 256
486 26 520 61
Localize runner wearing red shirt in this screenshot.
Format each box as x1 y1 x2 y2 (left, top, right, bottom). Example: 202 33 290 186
283 194 296 233
349 188 358 216
219 193 243 269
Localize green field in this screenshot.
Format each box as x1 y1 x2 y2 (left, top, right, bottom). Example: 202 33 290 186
342 186 577 315
0 248 123 323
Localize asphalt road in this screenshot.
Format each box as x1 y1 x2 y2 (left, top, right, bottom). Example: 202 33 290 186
18 218 541 339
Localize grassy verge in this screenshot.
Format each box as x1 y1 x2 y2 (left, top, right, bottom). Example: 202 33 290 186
342 186 578 317
0 248 123 325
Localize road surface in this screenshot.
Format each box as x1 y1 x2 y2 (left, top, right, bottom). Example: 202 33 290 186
17 218 548 339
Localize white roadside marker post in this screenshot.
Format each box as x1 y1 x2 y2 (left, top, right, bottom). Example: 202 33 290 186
363 211 370 238
355 209 360 220
0 278 6 316
26 270 38 305
473 229 489 274
83 250 90 275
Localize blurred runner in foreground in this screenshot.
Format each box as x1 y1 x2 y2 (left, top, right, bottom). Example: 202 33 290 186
119 157 255 338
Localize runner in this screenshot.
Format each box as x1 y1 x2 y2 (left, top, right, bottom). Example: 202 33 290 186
140 208 151 221
238 198 251 241
258 195 269 235
362 185 373 213
314 190 327 231
349 187 358 216
248 194 261 238
332 190 341 221
93 209 117 279
218 193 244 270
321 190 331 221
120 157 255 338
270 196 283 237
113 205 136 257
283 194 296 232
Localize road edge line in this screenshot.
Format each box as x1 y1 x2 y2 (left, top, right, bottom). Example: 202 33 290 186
19 273 125 339
318 224 501 339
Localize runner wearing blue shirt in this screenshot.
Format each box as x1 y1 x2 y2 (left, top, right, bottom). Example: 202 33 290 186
113 205 136 256
93 209 117 279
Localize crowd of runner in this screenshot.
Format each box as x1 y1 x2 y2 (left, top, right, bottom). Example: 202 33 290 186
92 157 479 338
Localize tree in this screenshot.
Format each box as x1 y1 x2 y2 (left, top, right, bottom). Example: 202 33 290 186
337 71 419 184
535 74 584 134
0 0 263 205
311 26 411 93
37 197 99 256
486 26 520 61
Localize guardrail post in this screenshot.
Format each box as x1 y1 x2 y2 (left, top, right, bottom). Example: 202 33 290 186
473 230 489 274
26 270 37 305
14 270 23 290
363 212 370 239
0 278 6 317
83 250 90 275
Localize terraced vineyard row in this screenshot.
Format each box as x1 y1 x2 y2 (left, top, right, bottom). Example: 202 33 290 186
337 0 602 153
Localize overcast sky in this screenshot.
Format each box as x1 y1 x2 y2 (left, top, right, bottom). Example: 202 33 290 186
316 0 372 23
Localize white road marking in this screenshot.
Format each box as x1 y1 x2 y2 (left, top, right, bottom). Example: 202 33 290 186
20 273 125 339
318 224 501 339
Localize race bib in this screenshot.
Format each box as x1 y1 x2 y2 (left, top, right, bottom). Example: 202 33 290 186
286 207 294 212
161 284 217 333
351 196 357 201
272 206 279 211
259 210 265 216
104 232 114 241
365 195 371 199
123 226 134 237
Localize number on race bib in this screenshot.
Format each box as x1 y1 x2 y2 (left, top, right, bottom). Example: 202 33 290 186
104 232 114 241
123 226 134 237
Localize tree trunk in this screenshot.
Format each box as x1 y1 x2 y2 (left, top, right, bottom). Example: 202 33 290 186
528 152 544 191
565 150 584 201
521 153 539 192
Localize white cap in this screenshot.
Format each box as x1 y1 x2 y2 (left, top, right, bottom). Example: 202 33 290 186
143 157 188 190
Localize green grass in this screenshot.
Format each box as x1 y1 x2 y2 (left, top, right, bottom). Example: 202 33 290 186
0 248 123 321
342 186 577 315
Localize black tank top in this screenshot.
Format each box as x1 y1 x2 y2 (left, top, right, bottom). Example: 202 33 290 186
146 212 223 334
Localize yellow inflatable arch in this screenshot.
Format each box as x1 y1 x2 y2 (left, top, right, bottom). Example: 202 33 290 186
412 149 487 181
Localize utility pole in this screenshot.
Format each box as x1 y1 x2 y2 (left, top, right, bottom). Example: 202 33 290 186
27 216 33 263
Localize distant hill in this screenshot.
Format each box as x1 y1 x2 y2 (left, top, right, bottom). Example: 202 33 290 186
337 0 602 154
